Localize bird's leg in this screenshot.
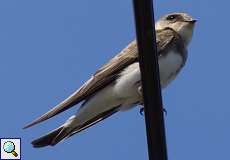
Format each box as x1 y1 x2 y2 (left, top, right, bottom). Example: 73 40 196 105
163 108 167 115
139 107 144 115
137 86 143 97
137 86 167 116
137 86 145 115
139 106 167 116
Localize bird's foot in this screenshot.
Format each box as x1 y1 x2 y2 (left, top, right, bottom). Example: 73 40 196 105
163 108 167 116
139 107 144 116
139 107 167 116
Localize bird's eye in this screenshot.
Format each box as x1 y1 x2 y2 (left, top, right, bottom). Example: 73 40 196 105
167 15 176 21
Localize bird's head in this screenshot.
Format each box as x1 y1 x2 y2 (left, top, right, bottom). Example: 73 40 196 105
156 12 196 46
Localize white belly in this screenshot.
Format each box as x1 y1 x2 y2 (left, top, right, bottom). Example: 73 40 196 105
159 51 183 88
114 51 183 109
114 62 141 109
78 51 184 117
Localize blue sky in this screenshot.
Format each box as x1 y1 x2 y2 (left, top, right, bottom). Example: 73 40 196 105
0 1 229 160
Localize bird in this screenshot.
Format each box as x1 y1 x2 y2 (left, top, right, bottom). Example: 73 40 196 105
24 12 196 148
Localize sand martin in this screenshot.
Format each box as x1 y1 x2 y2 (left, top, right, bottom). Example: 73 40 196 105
24 12 196 147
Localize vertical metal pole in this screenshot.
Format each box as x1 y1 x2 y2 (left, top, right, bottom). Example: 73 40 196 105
132 0 168 160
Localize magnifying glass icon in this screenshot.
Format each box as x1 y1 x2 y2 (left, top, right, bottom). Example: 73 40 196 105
3 141 18 157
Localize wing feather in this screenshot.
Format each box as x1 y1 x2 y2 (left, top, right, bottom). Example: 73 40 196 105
24 41 138 129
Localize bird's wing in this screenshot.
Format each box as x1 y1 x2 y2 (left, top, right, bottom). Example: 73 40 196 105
24 41 138 129
156 28 179 54
24 28 182 129
157 27 187 64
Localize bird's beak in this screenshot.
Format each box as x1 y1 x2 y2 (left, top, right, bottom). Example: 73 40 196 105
185 19 197 24
190 19 197 24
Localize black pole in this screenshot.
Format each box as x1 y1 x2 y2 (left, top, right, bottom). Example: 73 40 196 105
132 0 168 160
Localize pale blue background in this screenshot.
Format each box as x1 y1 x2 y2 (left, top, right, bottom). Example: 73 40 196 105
0 1 229 160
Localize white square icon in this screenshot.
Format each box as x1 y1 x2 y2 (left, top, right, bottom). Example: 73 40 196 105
1 138 21 160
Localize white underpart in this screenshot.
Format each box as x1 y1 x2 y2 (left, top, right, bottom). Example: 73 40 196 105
159 51 183 88
74 51 183 126
74 84 122 126
114 62 141 110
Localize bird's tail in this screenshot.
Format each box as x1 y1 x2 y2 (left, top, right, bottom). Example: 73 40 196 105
32 126 64 148
32 115 77 148
31 106 120 148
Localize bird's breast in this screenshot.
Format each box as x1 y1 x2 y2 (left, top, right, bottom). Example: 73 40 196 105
114 62 141 99
159 51 184 88
113 51 183 108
